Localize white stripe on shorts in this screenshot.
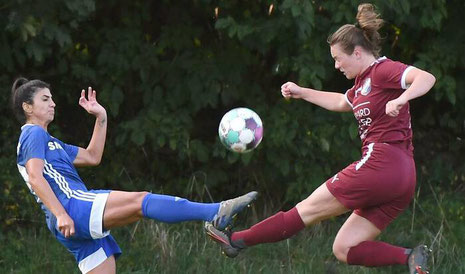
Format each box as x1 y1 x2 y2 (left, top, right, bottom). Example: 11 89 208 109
355 143 374 170
89 192 111 239
78 247 108 273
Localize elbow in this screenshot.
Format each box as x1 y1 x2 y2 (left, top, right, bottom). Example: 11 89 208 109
85 150 102 166
428 72 436 87
89 156 102 166
425 72 436 90
28 176 43 189
94 158 102 166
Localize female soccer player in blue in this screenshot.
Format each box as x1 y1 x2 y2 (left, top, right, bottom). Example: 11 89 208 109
205 3 435 274
11 77 257 273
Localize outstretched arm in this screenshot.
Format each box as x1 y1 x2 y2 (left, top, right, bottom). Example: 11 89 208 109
385 67 436 117
26 158 75 238
73 87 108 167
281 82 352 112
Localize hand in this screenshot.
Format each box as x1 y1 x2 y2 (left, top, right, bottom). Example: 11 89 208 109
385 97 408 117
56 213 75 238
281 82 304 99
79 87 107 119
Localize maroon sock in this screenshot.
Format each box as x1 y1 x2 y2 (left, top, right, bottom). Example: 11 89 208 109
230 207 305 247
347 241 410 266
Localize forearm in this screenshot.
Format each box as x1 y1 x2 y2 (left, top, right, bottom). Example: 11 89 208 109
400 70 436 102
86 112 107 164
30 177 68 218
301 88 351 112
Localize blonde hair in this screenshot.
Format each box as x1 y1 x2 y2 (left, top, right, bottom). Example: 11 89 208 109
327 3 384 57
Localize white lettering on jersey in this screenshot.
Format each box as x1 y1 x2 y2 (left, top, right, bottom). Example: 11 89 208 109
354 107 371 119
353 104 372 140
48 141 63 151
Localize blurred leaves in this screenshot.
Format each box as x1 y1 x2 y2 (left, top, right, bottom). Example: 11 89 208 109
0 0 464 232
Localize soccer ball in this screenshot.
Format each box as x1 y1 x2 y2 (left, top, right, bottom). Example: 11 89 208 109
218 107 263 153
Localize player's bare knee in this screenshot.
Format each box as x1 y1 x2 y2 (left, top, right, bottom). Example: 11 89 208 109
134 191 149 216
137 191 149 201
295 201 323 225
332 242 349 263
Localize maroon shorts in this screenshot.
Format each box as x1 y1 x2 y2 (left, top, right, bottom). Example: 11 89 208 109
325 142 416 230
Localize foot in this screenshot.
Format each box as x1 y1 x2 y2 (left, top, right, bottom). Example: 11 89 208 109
212 191 258 230
205 222 243 258
408 244 431 274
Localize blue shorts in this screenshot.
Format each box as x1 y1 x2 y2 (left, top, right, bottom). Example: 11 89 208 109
44 189 122 273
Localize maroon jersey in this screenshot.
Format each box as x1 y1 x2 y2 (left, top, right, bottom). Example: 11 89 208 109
344 57 414 151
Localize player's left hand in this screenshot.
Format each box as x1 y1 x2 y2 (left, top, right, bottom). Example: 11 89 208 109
79 87 107 119
385 97 407 117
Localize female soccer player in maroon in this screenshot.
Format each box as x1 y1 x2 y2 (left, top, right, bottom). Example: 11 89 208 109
205 3 435 274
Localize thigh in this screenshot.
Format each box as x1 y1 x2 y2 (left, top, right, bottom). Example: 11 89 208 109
88 255 116 274
296 183 349 225
66 190 111 239
54 234 121 273
354 187 414 231
333 213 381 261
103 190 148 229
326 143 415 210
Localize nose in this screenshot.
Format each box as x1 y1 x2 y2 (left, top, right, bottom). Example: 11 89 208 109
50 99 56 108
334 61 340 70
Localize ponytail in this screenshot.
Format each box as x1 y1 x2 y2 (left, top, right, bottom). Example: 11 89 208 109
328 3 384 57
11 77 50 123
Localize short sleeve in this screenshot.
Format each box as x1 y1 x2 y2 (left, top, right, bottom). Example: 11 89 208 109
54 138 79 162
344 86 355 108
372 60 410 90
20 126 48 162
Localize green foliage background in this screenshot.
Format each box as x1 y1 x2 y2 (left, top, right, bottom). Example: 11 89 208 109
0 0 464 271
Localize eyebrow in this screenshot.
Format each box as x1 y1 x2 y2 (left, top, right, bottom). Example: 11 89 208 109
41 94 52 99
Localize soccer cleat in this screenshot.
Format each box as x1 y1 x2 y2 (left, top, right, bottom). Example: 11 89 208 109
212 191 258 230
408 244 431 274
205 222 243 258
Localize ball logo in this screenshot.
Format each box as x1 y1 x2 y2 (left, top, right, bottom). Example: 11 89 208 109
361 78 371 96
218 107 263 153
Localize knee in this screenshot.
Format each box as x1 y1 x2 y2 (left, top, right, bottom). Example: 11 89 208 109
135 191 150 217
295 200 325 226
137 191 150 203
332 241 349 263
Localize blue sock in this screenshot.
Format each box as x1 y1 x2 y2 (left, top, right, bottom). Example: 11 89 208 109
141 193 220 223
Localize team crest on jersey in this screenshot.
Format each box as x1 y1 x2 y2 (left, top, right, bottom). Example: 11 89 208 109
361 78 371 96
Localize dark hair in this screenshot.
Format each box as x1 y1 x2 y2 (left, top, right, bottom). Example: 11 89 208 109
327 3 384 57
11 77 50 123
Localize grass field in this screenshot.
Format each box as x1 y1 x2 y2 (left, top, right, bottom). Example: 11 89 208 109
1 195 463 273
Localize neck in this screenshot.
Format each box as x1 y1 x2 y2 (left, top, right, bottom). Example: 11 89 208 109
26 119 49 131
359 55 377 76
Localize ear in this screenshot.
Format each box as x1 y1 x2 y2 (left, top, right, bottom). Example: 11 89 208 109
353 46 363 59
22 102 32 114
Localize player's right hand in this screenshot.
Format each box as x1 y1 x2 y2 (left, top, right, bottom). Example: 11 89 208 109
281 82 304 99
57 213 75 238
79 86 107 120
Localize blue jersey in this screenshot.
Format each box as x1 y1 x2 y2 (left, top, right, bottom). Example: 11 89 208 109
16 124 122 271
16 124 89 208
